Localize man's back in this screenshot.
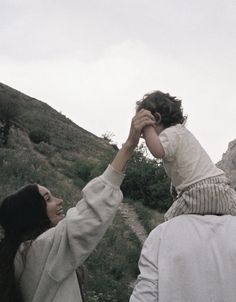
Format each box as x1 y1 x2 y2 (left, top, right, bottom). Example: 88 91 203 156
130 215 236 302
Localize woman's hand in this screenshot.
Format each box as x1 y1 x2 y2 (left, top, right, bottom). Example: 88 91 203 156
111 110 155 172
125 109 156 148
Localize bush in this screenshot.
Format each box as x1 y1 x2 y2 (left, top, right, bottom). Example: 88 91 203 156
68 151 116 185
0 92 20 122
74 161 93 182
122 144 172 212
68 159 97 182
0 93 20 145
29 128 50 144
34 141 55 156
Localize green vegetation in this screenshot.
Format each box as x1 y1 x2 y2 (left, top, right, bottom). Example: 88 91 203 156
29 128 50 144
122 144 172 212
85 213 141 302
0 147 79 207
0 89 21 145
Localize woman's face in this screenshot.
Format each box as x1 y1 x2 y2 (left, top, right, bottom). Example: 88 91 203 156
38 185 65 226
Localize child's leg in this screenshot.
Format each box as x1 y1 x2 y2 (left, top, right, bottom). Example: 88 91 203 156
165 176 236 221
164 197 188 221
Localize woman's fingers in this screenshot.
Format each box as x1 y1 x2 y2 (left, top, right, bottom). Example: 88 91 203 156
126 110 155 147
132 109 155 131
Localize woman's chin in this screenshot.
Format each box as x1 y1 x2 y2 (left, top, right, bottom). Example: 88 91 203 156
51 214 65 226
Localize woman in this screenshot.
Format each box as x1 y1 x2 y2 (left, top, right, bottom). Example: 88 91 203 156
0 110 155 302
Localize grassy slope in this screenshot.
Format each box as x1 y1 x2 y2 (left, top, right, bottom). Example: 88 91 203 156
0 82 113 200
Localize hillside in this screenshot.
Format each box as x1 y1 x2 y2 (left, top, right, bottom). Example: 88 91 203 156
0 82 113 156
0 82 116 201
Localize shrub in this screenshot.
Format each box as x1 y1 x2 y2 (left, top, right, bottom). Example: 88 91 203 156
34 141 55 156
29 128 50 144
69 159 97 182
122 144 172 212
0 92 20 145
74 161 93 182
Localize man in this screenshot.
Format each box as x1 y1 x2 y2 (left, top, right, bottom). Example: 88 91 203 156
130 214 236 302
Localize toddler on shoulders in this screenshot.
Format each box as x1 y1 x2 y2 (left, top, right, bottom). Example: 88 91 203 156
136 90 236 221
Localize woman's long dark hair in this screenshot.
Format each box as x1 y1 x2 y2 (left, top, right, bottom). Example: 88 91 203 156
0 184 51 302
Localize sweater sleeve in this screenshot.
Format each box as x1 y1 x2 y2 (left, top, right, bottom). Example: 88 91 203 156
44 164 125 282
129 226 162 302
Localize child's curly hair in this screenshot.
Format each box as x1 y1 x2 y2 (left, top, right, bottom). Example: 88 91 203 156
136 90 187 128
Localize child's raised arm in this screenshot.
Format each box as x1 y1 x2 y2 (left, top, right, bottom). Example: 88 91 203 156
142 125 165 159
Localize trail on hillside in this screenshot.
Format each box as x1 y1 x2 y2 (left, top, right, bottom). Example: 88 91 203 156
119 202 148 290
119 202 147 244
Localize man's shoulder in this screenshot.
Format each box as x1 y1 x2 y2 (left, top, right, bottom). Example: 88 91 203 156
151 215 236 237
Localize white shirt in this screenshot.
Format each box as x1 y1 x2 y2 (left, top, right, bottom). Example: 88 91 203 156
159 124 223 193
130 214 236 302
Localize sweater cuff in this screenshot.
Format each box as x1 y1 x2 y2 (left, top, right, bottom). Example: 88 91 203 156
101 164 125 188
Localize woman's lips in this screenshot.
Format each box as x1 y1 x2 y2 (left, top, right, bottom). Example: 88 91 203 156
57 208 65 216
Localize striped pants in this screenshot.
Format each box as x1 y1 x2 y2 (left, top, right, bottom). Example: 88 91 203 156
165 175 236 221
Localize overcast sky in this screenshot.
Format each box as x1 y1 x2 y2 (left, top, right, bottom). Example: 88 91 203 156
1 0 236 163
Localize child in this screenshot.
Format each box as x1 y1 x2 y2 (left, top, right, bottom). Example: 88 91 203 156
136 90 236 221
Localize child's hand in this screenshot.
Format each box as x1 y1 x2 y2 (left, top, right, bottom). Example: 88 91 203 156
111 110 156 172
126 109 155 148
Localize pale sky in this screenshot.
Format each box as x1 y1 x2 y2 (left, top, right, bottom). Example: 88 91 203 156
1 0 236 163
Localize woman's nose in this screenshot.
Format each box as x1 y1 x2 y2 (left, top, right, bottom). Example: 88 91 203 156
57 198 63 205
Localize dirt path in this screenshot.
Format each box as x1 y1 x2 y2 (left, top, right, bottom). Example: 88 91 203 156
119 202 148 290
119 202 148 244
